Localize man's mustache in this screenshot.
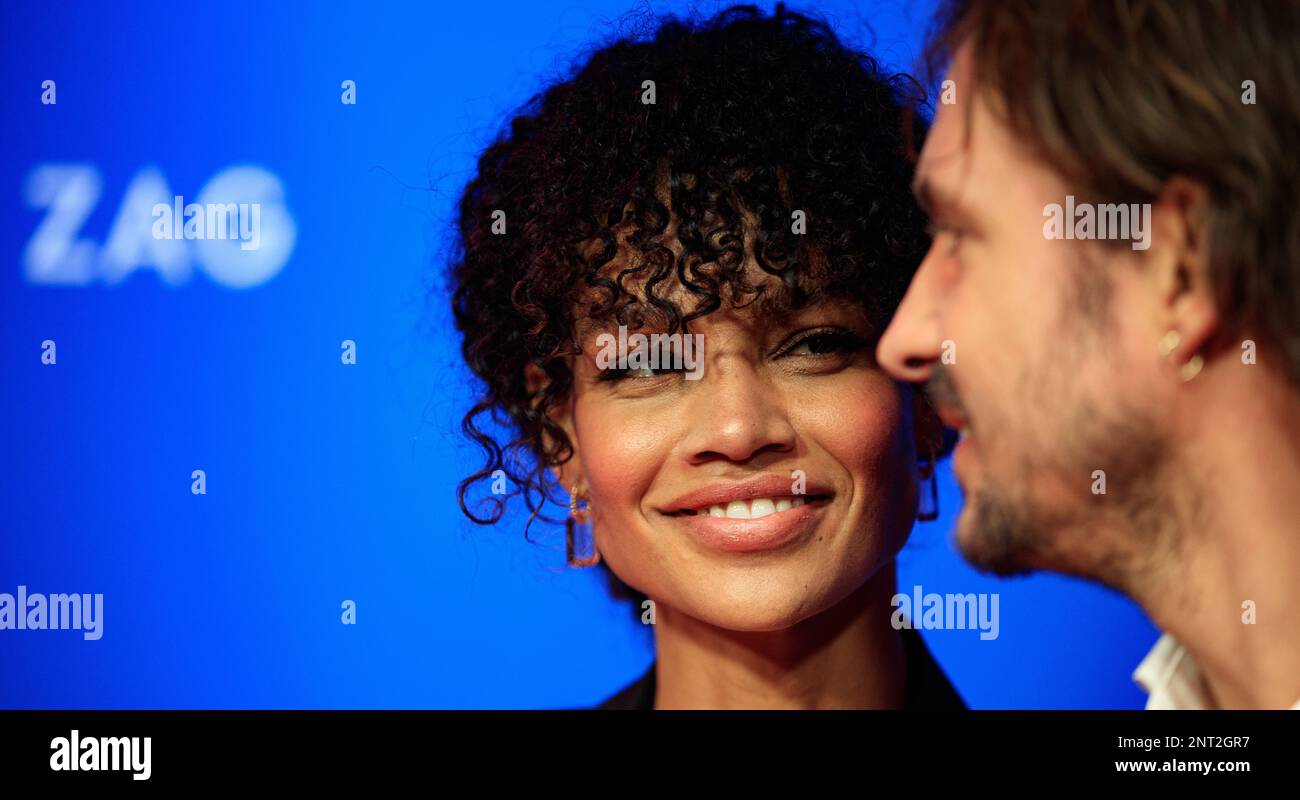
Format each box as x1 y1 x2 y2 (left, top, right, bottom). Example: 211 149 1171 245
925 364 964 418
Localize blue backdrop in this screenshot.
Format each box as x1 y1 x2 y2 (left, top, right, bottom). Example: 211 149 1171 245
1 0 1157 709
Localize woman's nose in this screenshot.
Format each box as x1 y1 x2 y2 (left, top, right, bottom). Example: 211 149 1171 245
680 361 796 466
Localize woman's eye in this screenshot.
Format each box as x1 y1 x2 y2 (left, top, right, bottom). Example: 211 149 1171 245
627 364 677 378
783 330 866 357
599 362 684 381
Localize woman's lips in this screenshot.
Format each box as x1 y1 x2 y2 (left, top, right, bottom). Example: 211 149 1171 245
665 497 827 554
662 474 833 513
658 474 833 553
701 495 807 519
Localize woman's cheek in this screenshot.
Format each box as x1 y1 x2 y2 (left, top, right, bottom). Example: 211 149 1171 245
572 398 673 573
800 373 916 551
797 371 907 468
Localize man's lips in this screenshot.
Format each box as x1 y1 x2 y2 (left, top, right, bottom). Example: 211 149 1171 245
934 404 970 434
924 366 969 435
659 474 834 517
935 402 977 482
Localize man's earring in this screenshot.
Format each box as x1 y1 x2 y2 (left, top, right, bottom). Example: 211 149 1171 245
567 486 600 567
1158 329 1204 382
917 442 939 522
1157 329 1181 357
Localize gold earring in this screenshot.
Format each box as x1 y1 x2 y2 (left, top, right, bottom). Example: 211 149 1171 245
566 486 600 567
1164 330 1185 359
1159 329 1203 381
1158 330 1181 357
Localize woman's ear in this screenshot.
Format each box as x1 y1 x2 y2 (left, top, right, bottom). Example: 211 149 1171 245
524 360 585 493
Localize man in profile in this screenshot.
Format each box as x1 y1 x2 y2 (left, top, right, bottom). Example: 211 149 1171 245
877 0 1300 708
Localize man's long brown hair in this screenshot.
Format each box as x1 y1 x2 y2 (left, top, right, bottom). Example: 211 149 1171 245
926 0 1300 385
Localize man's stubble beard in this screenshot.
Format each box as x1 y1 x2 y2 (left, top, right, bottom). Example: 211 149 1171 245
953 269 1184 594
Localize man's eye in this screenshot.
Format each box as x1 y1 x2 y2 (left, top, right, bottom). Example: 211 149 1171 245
926 222 965 256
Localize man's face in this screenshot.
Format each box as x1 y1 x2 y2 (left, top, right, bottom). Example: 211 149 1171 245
876 45 1173 583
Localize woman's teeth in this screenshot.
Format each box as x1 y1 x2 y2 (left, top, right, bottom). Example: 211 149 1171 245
705 496 806 519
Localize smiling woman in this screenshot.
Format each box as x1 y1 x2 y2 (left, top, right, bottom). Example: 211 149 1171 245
448 3 962 709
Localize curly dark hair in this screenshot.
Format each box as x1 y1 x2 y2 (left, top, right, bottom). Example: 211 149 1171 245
448 3 932 606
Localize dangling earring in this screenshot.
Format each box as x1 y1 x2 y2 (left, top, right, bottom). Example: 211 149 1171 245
567 485 600 567
916 441 939 522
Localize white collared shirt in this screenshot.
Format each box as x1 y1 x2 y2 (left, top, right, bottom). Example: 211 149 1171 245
1133 633 1300 710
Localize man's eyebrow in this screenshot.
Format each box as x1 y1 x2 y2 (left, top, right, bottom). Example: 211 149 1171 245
912 174 935 215
912 173 973 222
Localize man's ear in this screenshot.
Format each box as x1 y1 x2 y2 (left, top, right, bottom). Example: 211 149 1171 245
1147 176 1221 365
524 361 585 492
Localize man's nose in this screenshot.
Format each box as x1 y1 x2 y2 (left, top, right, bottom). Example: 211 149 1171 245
876 257 944 385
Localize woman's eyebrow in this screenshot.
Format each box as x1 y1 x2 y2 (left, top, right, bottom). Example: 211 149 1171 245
763 299 870 328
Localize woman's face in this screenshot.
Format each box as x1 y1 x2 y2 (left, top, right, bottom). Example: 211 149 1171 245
559 292 921 632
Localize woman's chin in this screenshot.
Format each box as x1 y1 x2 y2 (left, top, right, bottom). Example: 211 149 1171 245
672 580 841 632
